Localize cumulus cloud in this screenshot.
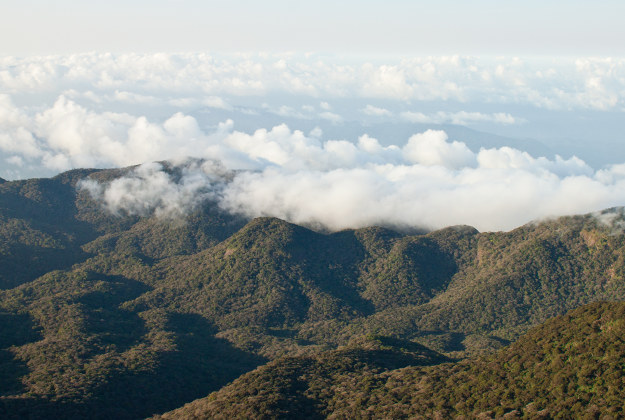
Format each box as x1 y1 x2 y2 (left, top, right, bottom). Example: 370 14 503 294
593 208 625 234
222 124 400 171
76 120 625 232
0 95 43 159
403 130 476 169
215 158 625 232
6 156 24 166
3 52 625 231
362 104 392 117
319 111 343 124
319 102 332 110
0 95 241 172
79 160 228 218
261 103 343 123
2 53 625 110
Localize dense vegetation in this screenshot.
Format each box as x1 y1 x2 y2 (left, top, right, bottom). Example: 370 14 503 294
158 301 625 419
0 165 624 418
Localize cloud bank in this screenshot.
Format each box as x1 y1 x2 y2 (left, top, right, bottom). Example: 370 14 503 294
3 52 625 231
2 53 625 110
78 124 625 232
79 160 227 219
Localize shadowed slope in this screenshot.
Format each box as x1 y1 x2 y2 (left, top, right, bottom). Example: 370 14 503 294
154 335 450 420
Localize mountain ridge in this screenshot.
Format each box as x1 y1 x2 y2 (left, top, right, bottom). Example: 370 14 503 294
0 166 624 418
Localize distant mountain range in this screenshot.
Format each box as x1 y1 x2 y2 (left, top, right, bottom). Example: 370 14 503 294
0 166 624 418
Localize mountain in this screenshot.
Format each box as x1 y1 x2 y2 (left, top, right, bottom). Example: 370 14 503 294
0 166 624 418
154 335 451 420
156 301 625 419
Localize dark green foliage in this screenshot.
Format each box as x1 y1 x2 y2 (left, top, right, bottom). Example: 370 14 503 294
354 301 625 418
0 271 265 419
1 168 625 418
348 214 625 354
358 226 477 310
0 173 96 288
155 302 625 419
156 335 450 419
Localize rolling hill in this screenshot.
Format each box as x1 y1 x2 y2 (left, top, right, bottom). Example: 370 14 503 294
0 165 624 418
157 301 625 419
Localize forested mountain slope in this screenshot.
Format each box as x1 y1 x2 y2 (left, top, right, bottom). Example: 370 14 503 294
157 301 625 419
0 166 624 418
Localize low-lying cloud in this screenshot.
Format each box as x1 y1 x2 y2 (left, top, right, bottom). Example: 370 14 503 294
78 124 625 232
79 160 227 218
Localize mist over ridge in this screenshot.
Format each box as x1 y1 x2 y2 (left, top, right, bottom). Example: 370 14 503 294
78 127 625 233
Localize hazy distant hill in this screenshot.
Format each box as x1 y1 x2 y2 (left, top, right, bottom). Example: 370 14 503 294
0 166 624 418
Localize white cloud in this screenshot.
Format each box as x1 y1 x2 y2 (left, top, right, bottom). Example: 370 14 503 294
400 110 520 125
0 95 238 171
6 156 23 166
3 53 625 231
262 103 341 122
266 104 308 119
221 124 399 171
79 160 226 218
0 95 44 159
319 111 343 124
217 156 625 232
476 148 592 177
73 116 625 232
2 88 622 232
362 104 392 117
403 130 476 169
360 64 413 100
113 90 159 105
399 111 430 124
2 53 624 110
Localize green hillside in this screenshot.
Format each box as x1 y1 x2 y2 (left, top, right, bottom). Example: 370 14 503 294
0 166 624 418
159 301 625 419
155 335 451 420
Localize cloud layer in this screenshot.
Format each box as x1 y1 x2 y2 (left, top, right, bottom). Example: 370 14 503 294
79 124 625 232
3 53 625 231
3 53 625 176
2 53 625 110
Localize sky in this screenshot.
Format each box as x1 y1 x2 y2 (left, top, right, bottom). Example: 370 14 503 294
1 1 625 232
3 1 625 56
